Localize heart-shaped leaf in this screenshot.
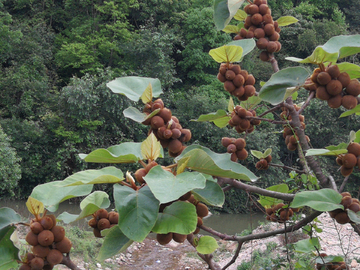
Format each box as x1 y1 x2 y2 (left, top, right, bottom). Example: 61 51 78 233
337 62 360 79
192 179 225 207
286 47 339 64
141 83 153 104
257 184 289 208
276 16 298 26
196 236 219 254
144 166 206 204
123 106 160 124
290 189 343 211
259 67 309 105
114 185 159 242
234 9 247 21
213 0 246 30
30 181 93 212
322 35 360 59
192 110 230 128
226 39 256 59
107 76 162 102
56 167 124 187
152 201 197 234
209 45 244 63
222 25 240 34
0 208 21 231
339 104 360 118
26 197 44 216
80 191 110 210
141 133 161 161
97 225 132 261
175 145 258 182
294 237 320 253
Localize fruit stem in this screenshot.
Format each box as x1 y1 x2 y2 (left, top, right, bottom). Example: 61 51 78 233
319 63 326 72
138 160 147 168
17 222 30 226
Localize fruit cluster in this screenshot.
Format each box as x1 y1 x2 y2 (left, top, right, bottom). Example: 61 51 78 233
336 142 360 177
316 253 347 269
265 203 299 223
22 214 72 270
88 209 119 238
143 99 191 157
280 105 308 151
134 160 159 185
156 193 207 245
305 66 360 109
234 0 281 61
217 63 256 101
221 137 248 162
255 155 272 170
329 192 360 225
229 105 261 135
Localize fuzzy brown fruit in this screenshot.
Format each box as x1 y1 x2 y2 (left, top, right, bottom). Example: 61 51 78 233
40 216 54 230
172 233 187 243
26 231 38 246
157 233 173 245
55 237 72 253
342 153 357 169
196 203 209 218
95 208 108 220
108 212 119 224
38 230 54 247
317 72 332 85
30 222 43 235
342 95 358 110
97 218 111 230
335 211 350 224
30 257 45 270
51 226 65 242
32 245 50 258
347 143 360 157
46 249 63 265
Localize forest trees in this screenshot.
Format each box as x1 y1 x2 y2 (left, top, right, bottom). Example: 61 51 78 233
2 0 360 270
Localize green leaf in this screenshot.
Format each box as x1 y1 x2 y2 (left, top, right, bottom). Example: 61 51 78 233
175 145 258 182
209 45 243 63
141 133 161 161
234 9 247 21
276 16 298 26
123 106 160 124
337 62 360 79
114 185 159 242
291 189 343 211
56 167 124 187
106 76 162 102
325 143 348 151
30 181 93 212
97 226 132 261
355 130 360 143
0 226 19 269
192 109 230 128
286 47 339 64
144 166 206 204
251 150 264 160
0 208 21 231
322 35 360 59
315 256 345 264
226 39 256 59
222 25 240 34
192 180 225 207
79 142 146 163
259 67 309 105
228 97 235 113
240 95 262 109
57 203 100 224
80 191 110 210
294 237 320 253
213 0 246 30
26 197 44 216
347 209 360 224
258 184 289 207
196 236 219 254
141 83 153 104
305 148 347 156
264 148 272 157
339 104 360 118
152 201 197 234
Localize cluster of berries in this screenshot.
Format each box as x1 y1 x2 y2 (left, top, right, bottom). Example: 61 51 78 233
304 65 360 109
255 155 272 170
217 63 256 101
329 192 360 225
88 209 119 238
280 105 308 151
336 143 360 177
156 192 207 245
316 253 347 269
234 0 281 61
221 137 248 162
265 203 299 223
22 214 71 270
143 99 191 157
229 105 261 134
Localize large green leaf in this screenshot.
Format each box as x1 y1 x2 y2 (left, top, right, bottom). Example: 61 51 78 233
97 226 133 261
106 76 162 102
226 39 256 59
339 104 360 118
322 35 360 59
152 201 197 234
123 107 160 124
114 185 159 242
347 209 360 224
192 180 225 207
192 109 230 128
258 184 289 208
57 203 99 224
286 47 339 64
213 0 246 31
196 236 219 254
209 45 243 63
56 167 124 187
290 189 343 211
259 67 309 105
175 145 258 181
144 166 206 204
30 181 93 212
305 144 347 156
0 208 21 231
294 237 320 253
0 226 19 270
79 142 145 163
337 62 360 79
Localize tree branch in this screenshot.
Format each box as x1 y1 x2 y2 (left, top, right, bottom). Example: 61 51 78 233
268 162 305 173
61 253 81 270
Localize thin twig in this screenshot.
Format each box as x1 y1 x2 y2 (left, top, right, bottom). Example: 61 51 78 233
268 163 305 173
339 176 349 193
298 91 315 115
222 242 243 270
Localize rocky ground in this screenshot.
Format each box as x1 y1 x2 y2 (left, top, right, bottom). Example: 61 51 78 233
55 213 360 270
